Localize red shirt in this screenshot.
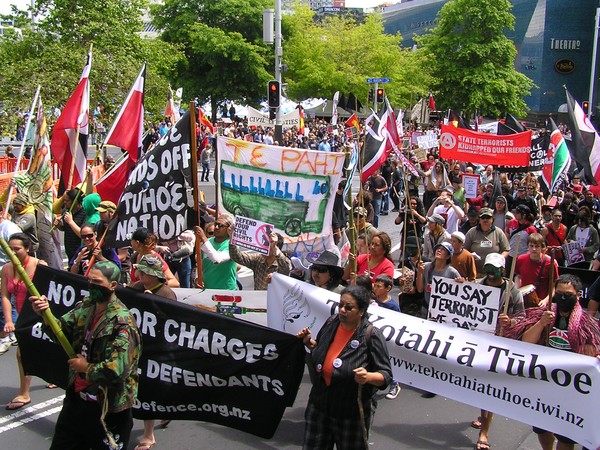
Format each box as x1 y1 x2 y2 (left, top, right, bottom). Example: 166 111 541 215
356 254 394 282
514 254 559 300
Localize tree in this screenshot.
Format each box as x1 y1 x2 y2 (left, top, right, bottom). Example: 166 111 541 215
415 0 534 118
282 6 432 109
151 0 274 120
0 0 184 136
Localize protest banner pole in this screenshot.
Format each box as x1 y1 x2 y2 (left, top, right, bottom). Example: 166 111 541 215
503 233 521 315
402 170 422 261
0 237 76 359
189 102 203 288
4 85 40 218
49 168 91 232
345 149 357 277
546 248 556 345
66 124 81 191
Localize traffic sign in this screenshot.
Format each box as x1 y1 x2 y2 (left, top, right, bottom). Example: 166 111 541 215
366 78 390 83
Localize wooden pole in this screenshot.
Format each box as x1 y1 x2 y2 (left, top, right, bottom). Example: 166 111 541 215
0 237 76 358
503 233 522 315
83 226 110 277
189 103 203 288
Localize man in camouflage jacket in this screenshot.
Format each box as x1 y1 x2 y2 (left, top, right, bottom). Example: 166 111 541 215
32 261 141 450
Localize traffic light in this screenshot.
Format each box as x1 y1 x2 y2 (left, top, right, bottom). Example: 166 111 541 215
268 80 280 108
368 88 374 103
583 101 590 114
376 88 384 103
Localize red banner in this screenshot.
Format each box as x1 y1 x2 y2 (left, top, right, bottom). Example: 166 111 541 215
439 125 532 166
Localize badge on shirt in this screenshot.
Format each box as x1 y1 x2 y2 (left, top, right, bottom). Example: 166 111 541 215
316 364 322 373
333 358 342 368
350 339 359 349
480 240 492 248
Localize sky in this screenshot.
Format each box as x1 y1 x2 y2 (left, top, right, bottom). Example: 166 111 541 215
1 0 31 16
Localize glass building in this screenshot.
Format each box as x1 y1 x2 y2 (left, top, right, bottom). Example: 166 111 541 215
382 0 600 115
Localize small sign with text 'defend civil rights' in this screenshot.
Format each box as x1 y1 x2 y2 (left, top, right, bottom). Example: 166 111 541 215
232 216 274 255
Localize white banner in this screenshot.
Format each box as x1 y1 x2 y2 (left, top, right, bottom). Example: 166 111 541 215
462 173 480 199
217 137 346 257
428 277 500 334
267 274 600 449
246 106 301 130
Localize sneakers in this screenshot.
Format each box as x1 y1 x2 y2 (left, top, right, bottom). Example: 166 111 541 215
9 333 18 346
386 383 401 400
0 339 10 355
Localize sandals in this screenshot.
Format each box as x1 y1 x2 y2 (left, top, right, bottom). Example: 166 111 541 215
6 399 31 410
471 417 483 429
134 442 155 450
475 440 491 450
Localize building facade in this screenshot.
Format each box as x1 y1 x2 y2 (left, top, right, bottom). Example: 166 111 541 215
382 0 600 115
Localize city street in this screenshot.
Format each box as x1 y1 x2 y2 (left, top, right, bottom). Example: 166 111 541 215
0 167 562 449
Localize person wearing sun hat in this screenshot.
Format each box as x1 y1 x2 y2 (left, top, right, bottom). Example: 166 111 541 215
130 254 177 300
464 207 510 276
352 206 378 242
306 250 345 293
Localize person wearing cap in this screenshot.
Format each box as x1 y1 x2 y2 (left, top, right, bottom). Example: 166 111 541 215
228 230 291 290
460 206 480 234
352 206 379 243
505 204 538 270
426 185 464 233
11 192 39 256
193 214 237 290
505 274 599 450
30 261 141 450
512 184 538 216
472 253 524 450
416 241 462 314
450 231 476 281
422 213 451 262
464 208 510 276
94 200 117 236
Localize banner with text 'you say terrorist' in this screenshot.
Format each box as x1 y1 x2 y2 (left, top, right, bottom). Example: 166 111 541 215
217 137 345 257
107 112 195 247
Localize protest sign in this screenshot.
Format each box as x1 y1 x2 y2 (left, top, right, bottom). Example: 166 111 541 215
413 147 428 163
410 131 422 146
232 215 273 255
401 138 410 150
247 106 300 130
439 124 532 166
268 274 600 449
107 111 195 247
417 133 438 150
462 174 480 199
563 241 585 266
427 277 500 333
217 137 346 257
18 267 304 439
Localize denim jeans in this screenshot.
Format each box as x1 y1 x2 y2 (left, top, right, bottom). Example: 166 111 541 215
372 197 382 227
201 162 210 181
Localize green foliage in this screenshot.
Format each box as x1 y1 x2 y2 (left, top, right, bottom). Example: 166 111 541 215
416 0 534 118
0 0 184 132
152 0 274 111
282 6 433 109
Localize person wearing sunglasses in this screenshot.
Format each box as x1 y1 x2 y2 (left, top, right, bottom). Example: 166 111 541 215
69 223 121 275
306 250 344 293
296 285 392 450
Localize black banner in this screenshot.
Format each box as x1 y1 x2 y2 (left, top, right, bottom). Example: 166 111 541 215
107 111 196 248
17 266 305 439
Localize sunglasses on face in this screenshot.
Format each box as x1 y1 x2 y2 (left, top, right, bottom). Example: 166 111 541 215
311 265 329 274
214 223 227 229
206 231 214 236
81 233 95 240
339 303 355 312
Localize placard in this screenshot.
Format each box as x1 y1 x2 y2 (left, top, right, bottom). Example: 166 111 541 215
563 241 585 266
462 173 480 199
417 133 439 150
232 215 273 255
413 147 428 163
427 277 501 333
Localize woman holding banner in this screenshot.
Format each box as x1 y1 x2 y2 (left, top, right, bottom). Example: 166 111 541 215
2 233 47 410
296 285 392 450
343 232 394 283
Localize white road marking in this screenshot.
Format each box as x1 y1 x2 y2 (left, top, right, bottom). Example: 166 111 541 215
0 395 64 433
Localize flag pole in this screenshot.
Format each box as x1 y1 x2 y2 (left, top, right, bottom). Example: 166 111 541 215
189 102 203 288
4 85 40 218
